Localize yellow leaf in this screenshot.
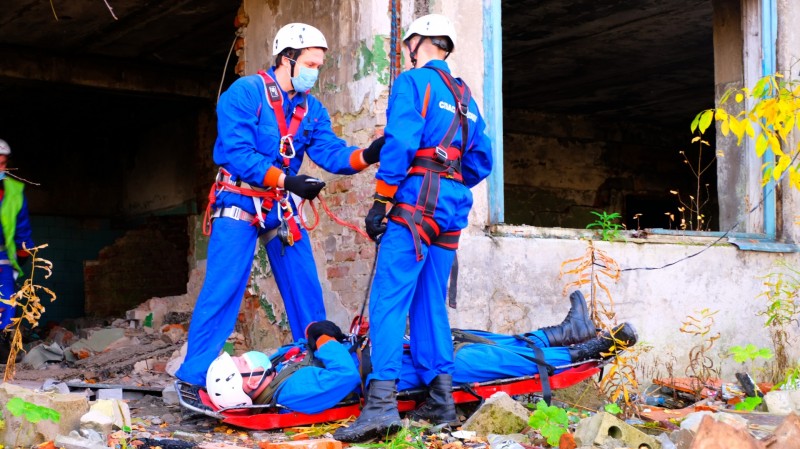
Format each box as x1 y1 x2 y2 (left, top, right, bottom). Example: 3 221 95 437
721 118 730 136
745 120 756 138
735 93 744 103
691 136 701 143
714 109 728 121
756 133 768 157
775 155 791 179
699 109 714 133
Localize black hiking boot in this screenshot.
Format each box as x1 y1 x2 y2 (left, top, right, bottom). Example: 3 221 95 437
540 290 597 347
568 322 638 362
333 380 403 442
406 374 460 427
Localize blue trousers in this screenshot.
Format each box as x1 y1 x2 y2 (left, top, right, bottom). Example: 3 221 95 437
0 265 16 329
397 330 572 391
368 221 456 386
176 217 325 386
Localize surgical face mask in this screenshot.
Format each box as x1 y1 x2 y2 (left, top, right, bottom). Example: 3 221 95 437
290 64 319 93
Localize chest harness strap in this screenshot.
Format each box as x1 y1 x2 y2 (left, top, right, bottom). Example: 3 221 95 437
388 68 471 261
203 71 308 250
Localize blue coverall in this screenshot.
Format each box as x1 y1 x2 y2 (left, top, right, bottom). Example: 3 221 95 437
177 68 367 387
259 329 571 414
0 187 33 330
368 59 493 386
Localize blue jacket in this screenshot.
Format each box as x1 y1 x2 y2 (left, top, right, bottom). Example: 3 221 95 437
213 68 365 229
272 340 361 414
376 60 493 230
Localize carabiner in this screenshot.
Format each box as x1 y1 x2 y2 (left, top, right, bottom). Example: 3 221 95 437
279 135 296 159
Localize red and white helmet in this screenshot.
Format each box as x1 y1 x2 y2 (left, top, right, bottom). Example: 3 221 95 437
0 139 10 156
403 14 457 51
206 353 252 408
273 23 328 56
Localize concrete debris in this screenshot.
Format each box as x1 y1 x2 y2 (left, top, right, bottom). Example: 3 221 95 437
0 382 90 447
43 378 72 394
22 341 67 369
80 409 114 436
764 389 800 415
461 392 531 437
55 430 112 449
161 383 179 405
574 411 661 449
90 398 132 430
97 388 124 400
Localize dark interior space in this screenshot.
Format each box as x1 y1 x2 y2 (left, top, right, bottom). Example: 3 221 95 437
501 0 719 231
0 0 239 323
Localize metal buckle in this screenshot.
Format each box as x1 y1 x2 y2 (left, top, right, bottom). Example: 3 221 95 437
229 207 242 220
457 102 469 116
434 146 449 163
279 135 296 159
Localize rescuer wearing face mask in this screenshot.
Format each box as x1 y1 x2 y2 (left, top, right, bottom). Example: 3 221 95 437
176 23 385 388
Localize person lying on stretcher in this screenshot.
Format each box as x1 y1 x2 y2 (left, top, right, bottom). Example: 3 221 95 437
203 291 638 416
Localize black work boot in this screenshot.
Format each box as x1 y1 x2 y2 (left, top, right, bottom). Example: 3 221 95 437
407 374 459 426
540 290 597 347
568 322 638 362
333 380 403 442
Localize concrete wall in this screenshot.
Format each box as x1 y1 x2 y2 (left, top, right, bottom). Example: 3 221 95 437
218 0 800 381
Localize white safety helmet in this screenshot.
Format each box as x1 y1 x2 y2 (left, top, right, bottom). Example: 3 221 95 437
403 14 457 51
0 139 10 156
272 23 328 56
206 353 253 409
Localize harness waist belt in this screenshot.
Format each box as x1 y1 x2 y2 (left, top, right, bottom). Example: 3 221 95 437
211 206 258 223
0 260 11 266
408 146 464 182
217 169 271 192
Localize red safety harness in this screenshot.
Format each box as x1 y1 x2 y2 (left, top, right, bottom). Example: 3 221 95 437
388 67 471 261
203 71 308 247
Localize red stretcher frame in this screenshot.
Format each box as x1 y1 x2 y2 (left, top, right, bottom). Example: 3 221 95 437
175 359 604 431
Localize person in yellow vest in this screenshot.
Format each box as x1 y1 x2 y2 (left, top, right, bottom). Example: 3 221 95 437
0 139 34 333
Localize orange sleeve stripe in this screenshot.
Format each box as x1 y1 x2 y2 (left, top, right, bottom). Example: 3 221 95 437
263 166 283 188
349 149 369 171
316 335 335 349
375 180 398 199
421 83 431 118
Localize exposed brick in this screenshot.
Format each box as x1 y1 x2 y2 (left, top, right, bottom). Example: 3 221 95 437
334 250 357 263
326 265 349 278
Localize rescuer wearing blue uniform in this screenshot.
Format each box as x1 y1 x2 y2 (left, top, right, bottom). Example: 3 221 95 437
333 14 494 442
0 139 34 331
200 295 638 418
176 23 385 387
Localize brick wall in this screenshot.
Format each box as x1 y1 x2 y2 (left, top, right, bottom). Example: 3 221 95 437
84 216 189 318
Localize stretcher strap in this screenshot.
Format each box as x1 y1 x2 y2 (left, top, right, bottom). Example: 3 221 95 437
513 334 557 405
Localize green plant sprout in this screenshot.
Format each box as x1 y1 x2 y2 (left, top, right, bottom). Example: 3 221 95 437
586 211 623 241
528 400 569 447
6 397 60 447
734 396 763 411
729 344 774 364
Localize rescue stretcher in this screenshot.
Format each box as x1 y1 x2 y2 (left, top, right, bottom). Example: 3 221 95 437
174 358 609 431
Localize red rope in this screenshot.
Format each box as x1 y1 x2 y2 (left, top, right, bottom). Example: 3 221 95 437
299 195 370 241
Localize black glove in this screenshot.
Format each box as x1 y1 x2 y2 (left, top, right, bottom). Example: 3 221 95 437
362 136 385 165
365 197 390 242
306 320 346 351
284 174 326 200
